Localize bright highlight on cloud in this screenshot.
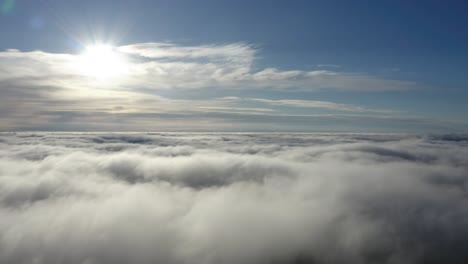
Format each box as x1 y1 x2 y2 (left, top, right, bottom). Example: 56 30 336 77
0 42 415 92
76 44 128 79
1 133 468 264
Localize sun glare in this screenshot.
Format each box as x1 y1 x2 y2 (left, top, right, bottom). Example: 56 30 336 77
77 44 127 79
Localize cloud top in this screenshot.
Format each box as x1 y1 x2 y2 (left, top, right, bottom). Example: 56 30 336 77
1 133 468 263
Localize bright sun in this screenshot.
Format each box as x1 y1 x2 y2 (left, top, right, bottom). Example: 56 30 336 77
77 44 127 79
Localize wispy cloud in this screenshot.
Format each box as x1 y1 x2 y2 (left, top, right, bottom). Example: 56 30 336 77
255 99 398 113
220 97 398 113
0 43 416 92
317 64 341 68
118 42 256 65
197 106 275 113
0 42 434 131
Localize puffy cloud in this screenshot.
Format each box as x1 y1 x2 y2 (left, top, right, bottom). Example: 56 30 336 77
1 133 468 263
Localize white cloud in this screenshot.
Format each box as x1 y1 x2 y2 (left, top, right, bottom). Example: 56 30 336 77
118 42 256 65
0 43 448 131
197 106 275 113
222 97 398 113
0 43 416 92
0 133 468 263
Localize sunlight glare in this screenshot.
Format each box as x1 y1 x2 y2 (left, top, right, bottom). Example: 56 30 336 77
77 44 127 79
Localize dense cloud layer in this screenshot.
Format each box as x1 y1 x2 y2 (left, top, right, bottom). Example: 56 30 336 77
1 133 468 264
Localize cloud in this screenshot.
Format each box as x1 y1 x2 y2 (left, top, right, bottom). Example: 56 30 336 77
118 42 256 65
197 106 275 114
0 43 415 92
221 97 398 113
0 43 453 131
317 64 341 68
0 133 468 263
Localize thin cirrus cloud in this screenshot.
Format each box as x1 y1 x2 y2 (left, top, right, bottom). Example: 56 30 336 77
0 42 416 92
219 97 398 114
120 42 416 91
118 42 256 65
317 64 341 68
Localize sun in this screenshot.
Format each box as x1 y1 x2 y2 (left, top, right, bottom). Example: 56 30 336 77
77 44 127 79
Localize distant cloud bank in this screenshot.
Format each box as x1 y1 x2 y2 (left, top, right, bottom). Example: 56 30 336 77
0 42 465 132
1 133 468 263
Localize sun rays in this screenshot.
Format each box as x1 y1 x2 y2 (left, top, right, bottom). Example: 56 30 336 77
76 44 128 80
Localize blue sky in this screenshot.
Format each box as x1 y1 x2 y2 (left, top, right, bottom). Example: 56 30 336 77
0 0 467 132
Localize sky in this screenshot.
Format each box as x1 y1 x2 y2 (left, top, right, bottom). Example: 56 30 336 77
2 2 468 262
1 0 467 132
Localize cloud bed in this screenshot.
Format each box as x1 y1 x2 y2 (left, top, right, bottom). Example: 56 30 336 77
1 133 468 263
